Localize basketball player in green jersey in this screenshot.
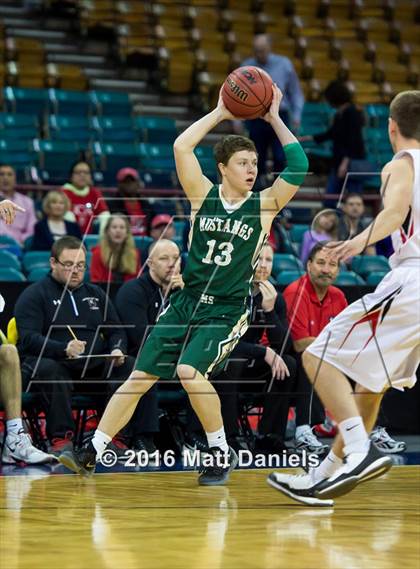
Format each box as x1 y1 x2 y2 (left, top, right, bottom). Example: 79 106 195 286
59 85 308 484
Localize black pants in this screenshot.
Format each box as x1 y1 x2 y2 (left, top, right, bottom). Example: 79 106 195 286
294 353 325 428
246 110 290 176
21 356 159 440
187 354 297 442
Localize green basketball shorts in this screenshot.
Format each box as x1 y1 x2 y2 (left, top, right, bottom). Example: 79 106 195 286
134 288 250 379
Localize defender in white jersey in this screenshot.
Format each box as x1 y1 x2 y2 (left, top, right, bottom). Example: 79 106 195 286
268 90 420 507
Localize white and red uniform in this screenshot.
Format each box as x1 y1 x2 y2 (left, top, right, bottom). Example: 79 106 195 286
307 149 420 392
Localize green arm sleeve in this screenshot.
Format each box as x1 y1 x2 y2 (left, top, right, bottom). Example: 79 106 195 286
279 142 309 186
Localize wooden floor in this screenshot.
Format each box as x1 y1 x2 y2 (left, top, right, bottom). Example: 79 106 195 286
1 466 419 569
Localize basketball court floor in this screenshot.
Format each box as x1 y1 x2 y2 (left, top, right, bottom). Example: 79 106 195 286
1 441 419 569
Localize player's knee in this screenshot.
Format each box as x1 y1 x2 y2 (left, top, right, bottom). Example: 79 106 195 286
302 350 317 383
0 344 19 367
124 371 159 393
177 364 200 389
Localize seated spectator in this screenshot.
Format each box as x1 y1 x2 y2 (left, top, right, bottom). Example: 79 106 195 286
14 236 136 455
268 208 293 253
90 214 140 283
0 201 54 464
109 168 154 236
185 243 298 454
284 242 347 455
115 239 183 453
0 164 37 244
300 80 366 207
338 193 376 255
150 214 176 242
62 161 110 235
31 191 82 251
300 210 338 264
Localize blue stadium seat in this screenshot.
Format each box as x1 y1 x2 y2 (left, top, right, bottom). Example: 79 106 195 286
365 271 388 286
48 115 92 143
22 251 51 273
0 268 26 281
135 116 177 143
335 271 366 285
0 235 22 249
0 113 39 139
4 87 48 115
48 89 92 116
140 143 175 172
275 269 304 286
289 224 310 244
351 255 390 277
91 116 136 143
272 254 304 277
27 266 50 281
32 139 80 171
90 91 132 116
83 235 100 250
134 236 153 257
0 250 21 271
92 142 140 172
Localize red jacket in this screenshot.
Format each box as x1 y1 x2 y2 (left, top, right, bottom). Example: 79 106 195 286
90 245 140 283
62 185 109 234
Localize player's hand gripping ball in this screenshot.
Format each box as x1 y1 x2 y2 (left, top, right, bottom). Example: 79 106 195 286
221 66 274 119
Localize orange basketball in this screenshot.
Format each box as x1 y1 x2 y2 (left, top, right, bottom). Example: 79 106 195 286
221 66 274 119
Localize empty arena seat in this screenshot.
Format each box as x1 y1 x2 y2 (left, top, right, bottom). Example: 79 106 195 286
272 254 304 277
91 116 136 142
22 251 51 273
335 271 366 285
0 113 39 139
0 250 21 271
141 143 176 172
83 235 100 250
365 271 389 286
290 224 310 244
48 115 92 143
135 116 178 143
90 91 132 116
4 86 48 115
351 255 390 277
48 89 92 116
275 269 305 286
134 236 153 257
27 266 50 281
92 141 141 172
32 139 81 171
0 268 26 281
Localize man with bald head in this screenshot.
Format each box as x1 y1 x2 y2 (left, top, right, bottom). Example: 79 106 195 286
240 34 304 183
115 239 183 453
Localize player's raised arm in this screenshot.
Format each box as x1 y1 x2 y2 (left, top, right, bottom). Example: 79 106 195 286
328 157 413 261
260 86 309 223
173 94 235 206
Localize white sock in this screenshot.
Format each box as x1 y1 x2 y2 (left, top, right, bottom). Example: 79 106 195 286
6 418 24 436
339 416 369 455
91 430 112 457
295 424 311 438
312 450 343 483
206 427 228 453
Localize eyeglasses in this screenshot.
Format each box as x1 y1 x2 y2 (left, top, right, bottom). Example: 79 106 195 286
73 169 90 175
55 259 86 271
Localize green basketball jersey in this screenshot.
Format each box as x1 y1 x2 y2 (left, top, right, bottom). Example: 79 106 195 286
183 184 268 301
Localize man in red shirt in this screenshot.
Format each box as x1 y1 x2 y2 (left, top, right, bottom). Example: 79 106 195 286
283 242 347 455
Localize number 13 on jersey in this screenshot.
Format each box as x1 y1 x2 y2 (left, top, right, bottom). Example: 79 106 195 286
202 240 234 267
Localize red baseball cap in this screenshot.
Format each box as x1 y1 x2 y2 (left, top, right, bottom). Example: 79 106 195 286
116 167 140 182
151 214 173 229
